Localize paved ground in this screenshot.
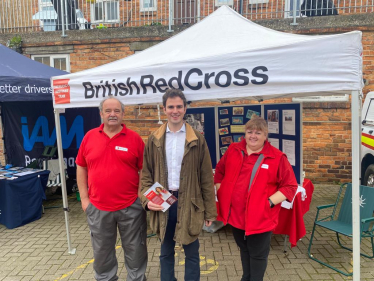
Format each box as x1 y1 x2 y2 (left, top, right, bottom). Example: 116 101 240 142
1 184 373 281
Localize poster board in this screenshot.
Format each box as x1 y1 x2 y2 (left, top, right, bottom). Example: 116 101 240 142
216 105 262 160
264 103 302 184
186 107 217 167
186 103 302 184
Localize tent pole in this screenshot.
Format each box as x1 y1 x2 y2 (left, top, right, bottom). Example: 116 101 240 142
351 90 361 280
54 109 76 255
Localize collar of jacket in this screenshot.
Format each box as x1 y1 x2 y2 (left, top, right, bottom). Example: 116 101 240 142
152 122 198 148
232 139 276 159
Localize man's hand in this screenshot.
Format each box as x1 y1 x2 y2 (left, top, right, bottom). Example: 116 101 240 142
205 220 213 227
147 201 164 211
81 197 90 212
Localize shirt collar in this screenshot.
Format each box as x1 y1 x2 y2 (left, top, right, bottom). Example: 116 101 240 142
166 123 186 133
99 123 127 134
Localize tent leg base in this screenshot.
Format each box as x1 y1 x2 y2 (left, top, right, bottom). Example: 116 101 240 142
68 248 76 255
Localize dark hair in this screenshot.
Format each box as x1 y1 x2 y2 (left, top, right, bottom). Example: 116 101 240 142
162 89 187 107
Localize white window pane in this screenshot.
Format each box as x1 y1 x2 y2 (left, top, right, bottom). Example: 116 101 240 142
106 2 118 20
34 56 50 66
143 0 154 8
53 58 67 71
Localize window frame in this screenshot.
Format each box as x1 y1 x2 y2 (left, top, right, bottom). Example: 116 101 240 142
140 0 158 12
91 0 120 23
215 0 234 7
284 0 302 18
31 54 71 73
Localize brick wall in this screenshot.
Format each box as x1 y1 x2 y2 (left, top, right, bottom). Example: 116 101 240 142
0 16 373 183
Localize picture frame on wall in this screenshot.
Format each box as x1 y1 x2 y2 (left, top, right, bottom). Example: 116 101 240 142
232 117 243 124
233 135 244 142
221 136 233 145
219 127 229 135
233 107 244 115
220 118 230 127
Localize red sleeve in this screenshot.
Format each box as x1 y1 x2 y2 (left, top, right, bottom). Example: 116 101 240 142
214 145 231 183
75 136 87 167
137 136 145 171
277 155 298 202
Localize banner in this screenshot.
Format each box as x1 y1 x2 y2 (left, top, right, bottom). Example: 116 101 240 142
1 101 100 175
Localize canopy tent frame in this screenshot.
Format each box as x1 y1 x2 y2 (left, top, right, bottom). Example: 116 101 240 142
51 6 364 280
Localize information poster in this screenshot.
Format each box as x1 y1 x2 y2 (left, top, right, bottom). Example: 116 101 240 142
282 110 296 136
264 103 301 184
268 138 279 149
217 105 261 157
282 139 296 166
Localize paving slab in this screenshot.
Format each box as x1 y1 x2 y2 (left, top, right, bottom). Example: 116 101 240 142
1 184 373 280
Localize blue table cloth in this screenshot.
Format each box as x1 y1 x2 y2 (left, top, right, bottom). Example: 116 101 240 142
0 170 50 229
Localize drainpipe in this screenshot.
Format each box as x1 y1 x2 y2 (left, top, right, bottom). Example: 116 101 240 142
167 0 173 32
60 0 67 37
290 0 298 25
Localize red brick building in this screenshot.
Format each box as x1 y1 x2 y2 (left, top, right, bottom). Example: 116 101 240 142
0 2 373 183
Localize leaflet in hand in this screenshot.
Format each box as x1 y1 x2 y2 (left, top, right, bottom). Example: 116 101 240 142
143 182 177 212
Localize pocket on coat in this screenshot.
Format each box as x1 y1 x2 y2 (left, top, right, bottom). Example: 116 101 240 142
188 197 205 236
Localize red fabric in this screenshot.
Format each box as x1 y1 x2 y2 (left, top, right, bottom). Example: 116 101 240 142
228 143 257 230
76 123 144 211
273 179 315 247
215 140 298 236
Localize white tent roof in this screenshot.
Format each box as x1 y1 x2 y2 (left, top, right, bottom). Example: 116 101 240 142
51 5 363 108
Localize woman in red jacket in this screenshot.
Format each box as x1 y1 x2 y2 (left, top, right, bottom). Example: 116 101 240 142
214 116 297 281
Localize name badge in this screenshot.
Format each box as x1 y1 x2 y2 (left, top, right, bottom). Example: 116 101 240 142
261 164 269 169
115 146 128 152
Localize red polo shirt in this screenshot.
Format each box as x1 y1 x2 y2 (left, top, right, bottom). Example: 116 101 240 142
76 123 144 211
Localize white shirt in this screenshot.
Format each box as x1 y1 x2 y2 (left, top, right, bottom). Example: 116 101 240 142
165 123 186 191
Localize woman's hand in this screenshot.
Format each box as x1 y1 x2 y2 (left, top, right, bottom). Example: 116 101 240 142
215 183 221 191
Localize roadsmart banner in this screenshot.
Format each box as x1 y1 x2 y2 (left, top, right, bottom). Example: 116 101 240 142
1 101 100 175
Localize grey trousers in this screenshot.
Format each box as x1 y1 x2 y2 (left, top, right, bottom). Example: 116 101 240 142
86 198 148 281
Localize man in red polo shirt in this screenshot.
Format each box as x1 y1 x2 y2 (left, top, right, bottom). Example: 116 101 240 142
76 97 147 281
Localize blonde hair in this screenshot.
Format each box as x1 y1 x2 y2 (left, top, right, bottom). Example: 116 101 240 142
244 115 268 138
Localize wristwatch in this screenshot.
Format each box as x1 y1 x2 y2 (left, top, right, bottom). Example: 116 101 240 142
268 198 275 208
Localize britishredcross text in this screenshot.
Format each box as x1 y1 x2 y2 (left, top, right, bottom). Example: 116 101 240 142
83 66 268 98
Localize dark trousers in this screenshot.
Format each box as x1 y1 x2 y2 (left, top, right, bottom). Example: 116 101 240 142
231 226 272 281
160 191 200 281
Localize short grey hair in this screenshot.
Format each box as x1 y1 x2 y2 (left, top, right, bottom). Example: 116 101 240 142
99 96 125 112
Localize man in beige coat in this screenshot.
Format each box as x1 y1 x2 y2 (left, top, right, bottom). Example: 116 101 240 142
141 89 217 281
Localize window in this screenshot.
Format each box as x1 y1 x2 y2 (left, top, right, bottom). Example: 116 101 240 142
32 54 70 72
140 0 157 12
284 0 302 18
215 0 233 6
91 0 119 23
